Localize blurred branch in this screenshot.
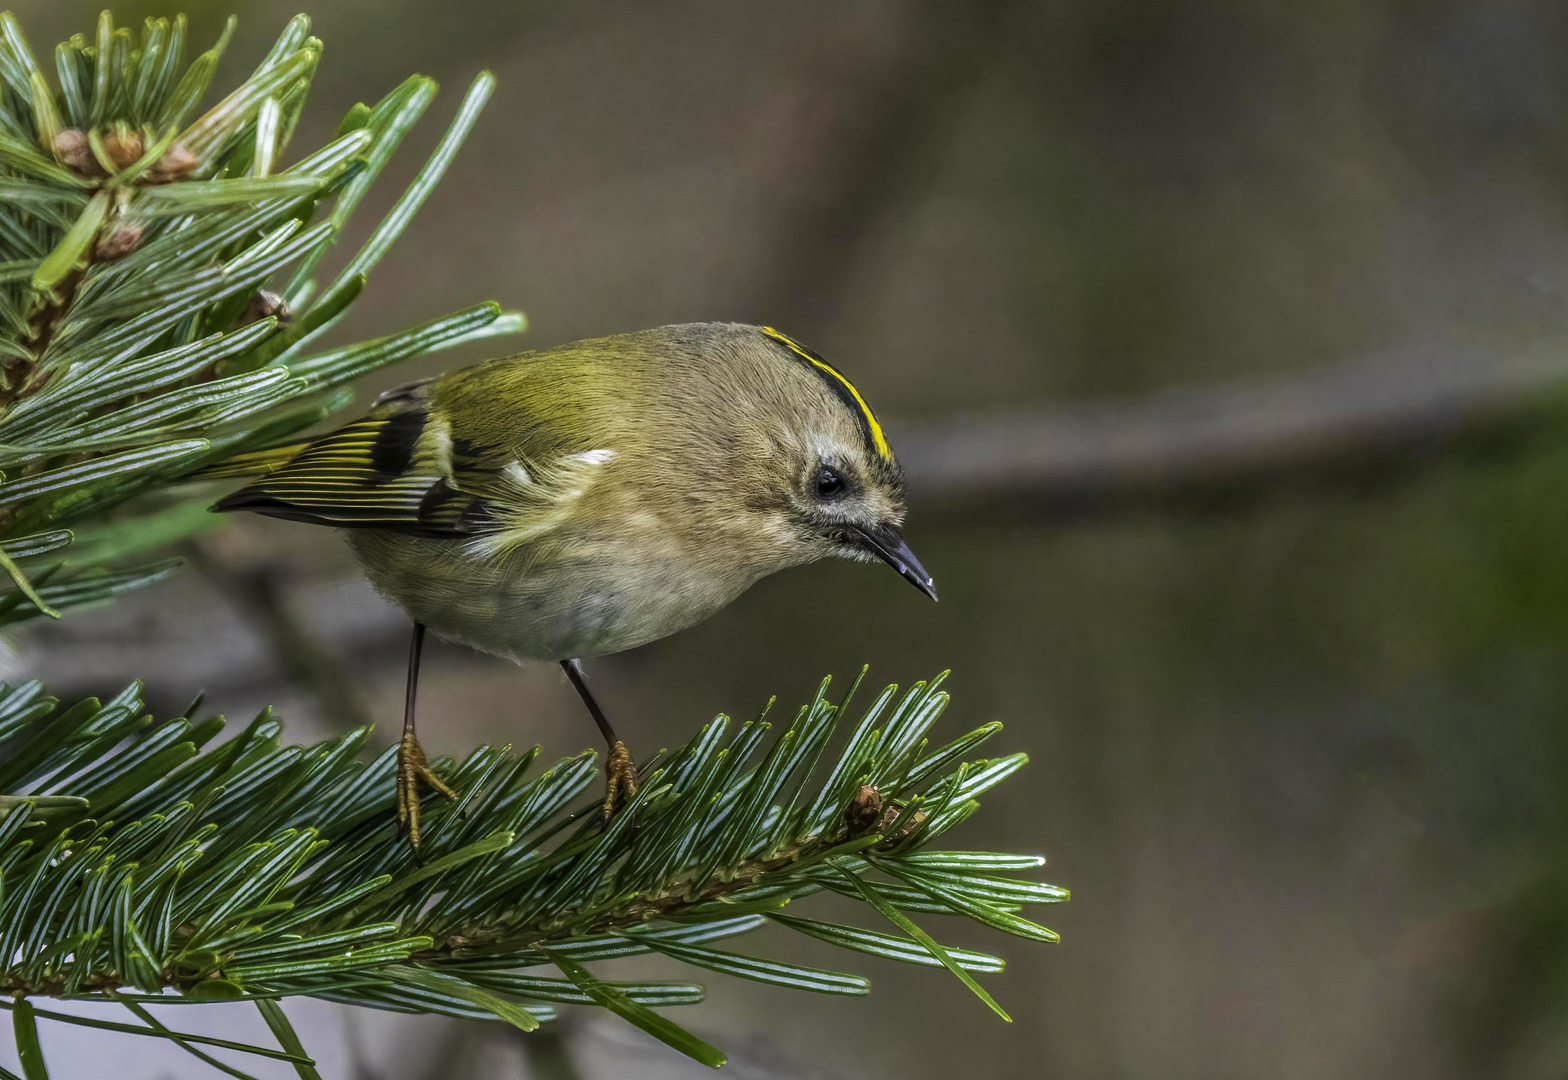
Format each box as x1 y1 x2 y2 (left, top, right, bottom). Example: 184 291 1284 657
734 0 1568 519
899 340 1568 514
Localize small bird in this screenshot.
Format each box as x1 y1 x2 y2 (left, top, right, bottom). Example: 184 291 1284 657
213 322 936 846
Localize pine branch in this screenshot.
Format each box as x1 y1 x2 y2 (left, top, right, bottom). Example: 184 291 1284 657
0 10 524 625
0 669 1063 1070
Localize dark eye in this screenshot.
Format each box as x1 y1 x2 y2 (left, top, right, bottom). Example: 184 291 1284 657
814 466 845 498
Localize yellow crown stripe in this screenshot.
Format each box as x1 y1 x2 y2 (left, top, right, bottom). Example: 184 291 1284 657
763 327 891 460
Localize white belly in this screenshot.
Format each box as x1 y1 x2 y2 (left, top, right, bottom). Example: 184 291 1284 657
345 531 756 661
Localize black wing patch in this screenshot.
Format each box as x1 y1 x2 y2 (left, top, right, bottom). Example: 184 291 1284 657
212 408 495 536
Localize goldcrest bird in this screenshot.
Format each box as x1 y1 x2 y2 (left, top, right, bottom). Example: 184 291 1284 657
213 322 936 846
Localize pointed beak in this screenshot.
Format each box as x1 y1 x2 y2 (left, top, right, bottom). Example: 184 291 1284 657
853 525 938 602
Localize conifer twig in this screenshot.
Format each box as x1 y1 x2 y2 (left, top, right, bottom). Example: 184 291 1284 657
0 670 1063 1069
0 10 525 625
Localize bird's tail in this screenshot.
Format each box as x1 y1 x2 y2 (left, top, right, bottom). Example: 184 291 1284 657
190 442 309 481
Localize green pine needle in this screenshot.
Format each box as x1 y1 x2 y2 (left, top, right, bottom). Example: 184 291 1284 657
0 10 526 620
0 670 1061 1068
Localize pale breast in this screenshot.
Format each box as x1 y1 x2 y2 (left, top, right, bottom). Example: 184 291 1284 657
345 530 757 662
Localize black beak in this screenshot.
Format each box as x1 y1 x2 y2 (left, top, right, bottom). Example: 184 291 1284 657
853 525 938 602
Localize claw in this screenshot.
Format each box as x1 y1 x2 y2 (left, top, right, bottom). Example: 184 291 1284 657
603 740 639 823
398 731 457 850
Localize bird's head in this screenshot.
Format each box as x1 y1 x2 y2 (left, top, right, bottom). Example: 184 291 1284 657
720 326 936 601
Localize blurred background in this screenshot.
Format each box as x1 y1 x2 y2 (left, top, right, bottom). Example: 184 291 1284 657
8 0 1568 1077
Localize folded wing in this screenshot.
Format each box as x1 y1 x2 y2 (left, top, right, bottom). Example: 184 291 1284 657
212 383 607 544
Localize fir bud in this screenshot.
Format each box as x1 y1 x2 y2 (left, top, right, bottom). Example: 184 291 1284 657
845 784 884 835
94 220 143 261
100 127 145 172
886 809 929 846
243 290 292 327
51 128 104 177
143 143 199 184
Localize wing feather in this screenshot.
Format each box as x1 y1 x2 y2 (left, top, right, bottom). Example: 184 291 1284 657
211 381 612 545
214 385 478 533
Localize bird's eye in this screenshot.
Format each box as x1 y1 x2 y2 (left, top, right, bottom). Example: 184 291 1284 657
814 466 845 498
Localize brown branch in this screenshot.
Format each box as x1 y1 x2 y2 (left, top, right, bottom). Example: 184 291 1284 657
896 339 1568 514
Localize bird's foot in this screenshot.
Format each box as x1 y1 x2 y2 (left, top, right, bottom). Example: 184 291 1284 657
602 740 639 823
396 731 457 851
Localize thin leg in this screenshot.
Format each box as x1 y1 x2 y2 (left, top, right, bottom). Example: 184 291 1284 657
403 621 425 743
561 658 638 820
396 622 456 850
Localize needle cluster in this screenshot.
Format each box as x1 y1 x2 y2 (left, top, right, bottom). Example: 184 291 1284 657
0 10 523 623
1 670 1063 1071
